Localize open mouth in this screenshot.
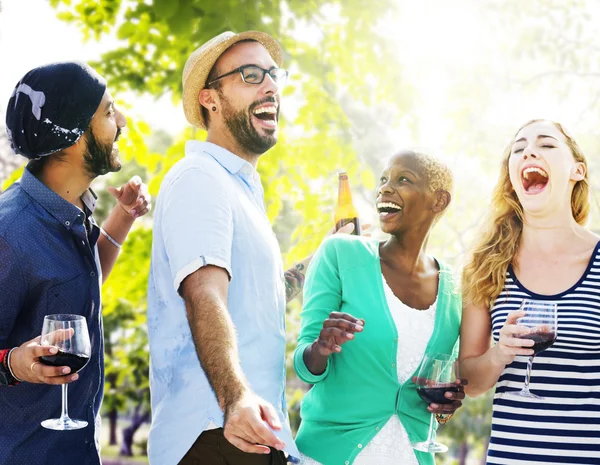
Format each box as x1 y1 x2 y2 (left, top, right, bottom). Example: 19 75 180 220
252 105 278 128
377 201 403 219
521 166 549 194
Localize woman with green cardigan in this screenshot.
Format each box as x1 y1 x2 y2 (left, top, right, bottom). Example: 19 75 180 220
294 151 465 465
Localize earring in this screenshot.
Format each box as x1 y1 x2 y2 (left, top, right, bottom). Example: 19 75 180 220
212 106 217 112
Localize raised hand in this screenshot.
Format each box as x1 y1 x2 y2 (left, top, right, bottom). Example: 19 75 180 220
107 175 151 219
314 312 364 356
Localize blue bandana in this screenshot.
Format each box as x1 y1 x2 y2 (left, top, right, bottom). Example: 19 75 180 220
5 61 107 160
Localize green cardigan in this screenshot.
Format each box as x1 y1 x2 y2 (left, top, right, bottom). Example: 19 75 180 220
293 235 462 465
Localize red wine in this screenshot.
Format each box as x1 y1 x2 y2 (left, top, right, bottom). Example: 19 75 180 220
40 351 90 373
518 330 557 355
417 385 460 404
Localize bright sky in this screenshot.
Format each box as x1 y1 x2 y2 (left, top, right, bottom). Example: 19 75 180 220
0 0 185 132
2 0 600 178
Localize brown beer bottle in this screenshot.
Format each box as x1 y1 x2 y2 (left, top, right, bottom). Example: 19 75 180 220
334 172 360 235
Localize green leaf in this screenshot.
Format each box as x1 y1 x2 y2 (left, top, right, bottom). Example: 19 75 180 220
154 0 180 19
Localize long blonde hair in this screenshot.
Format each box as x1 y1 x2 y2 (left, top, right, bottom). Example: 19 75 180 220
462 120 590 308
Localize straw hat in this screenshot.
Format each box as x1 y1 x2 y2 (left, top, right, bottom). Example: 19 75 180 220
182 31 283 129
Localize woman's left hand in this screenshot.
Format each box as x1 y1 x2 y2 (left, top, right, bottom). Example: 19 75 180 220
413 377 468 414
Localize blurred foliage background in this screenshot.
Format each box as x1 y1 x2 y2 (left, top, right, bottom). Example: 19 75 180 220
3 0 600 463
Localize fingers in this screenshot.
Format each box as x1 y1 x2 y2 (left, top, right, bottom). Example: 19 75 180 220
320 326 357 341
129 184 152 218
505 310 526 326
428 399 463 414
224 397 285 455
322 317 364 333
326 312 364 326
336 223 355 235
12 344 79 384
106 185 122 199
223 431 271 455
39 328 74 347
38 372 79 385
260 402 282 431
129 175 142 189
317 313 364 354
247 418 284 451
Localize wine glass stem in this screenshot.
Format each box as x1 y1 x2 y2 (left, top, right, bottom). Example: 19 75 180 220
523 355 535 392
60 383 70 422
426 412 436 444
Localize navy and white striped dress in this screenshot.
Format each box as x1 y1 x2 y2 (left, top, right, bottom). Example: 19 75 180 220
488 244 600 464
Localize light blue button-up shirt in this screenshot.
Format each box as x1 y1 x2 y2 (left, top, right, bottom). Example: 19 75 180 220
147 141 298 464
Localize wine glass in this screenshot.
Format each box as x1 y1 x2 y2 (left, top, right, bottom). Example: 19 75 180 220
411 354 459 453
39 314 91 430
509 299 558 400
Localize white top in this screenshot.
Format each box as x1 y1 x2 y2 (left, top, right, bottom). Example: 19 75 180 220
301 275 437 465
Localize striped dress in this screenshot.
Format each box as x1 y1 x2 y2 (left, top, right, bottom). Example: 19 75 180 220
488 244 600 464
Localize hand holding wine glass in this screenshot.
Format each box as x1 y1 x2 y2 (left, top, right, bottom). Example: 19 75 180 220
39 314 91 430
411 354 460 454
8 332 81 385
508 299 558 400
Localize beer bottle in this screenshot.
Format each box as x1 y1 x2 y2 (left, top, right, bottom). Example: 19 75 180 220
334 172 360 235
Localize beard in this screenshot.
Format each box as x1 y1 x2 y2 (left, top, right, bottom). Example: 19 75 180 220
219 91 278 155
83 127 122 178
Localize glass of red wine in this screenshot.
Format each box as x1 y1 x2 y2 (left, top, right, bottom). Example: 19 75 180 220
39 314 91 430
509 299 558 400
411 354 460 453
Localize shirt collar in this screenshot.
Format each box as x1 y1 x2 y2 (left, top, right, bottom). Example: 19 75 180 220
20 167 97 230
185 140 259 184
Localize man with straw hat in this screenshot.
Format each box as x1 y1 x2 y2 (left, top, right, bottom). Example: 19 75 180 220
147 31 356 465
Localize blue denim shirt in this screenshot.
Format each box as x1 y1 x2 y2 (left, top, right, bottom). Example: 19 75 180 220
0 168 104 465
147 141 299 464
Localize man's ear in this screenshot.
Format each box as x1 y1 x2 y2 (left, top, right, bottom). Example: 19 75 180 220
199 88 217 113
571 161 586 182
432 190 451 214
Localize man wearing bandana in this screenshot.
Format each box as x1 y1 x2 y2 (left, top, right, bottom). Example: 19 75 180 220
0 61 151 464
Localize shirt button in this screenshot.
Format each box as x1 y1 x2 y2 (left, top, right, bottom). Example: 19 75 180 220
90 272 95 277
394 338 398 342
392 363 396 368
358 444 363 449
65 221 71 226
376 426 380 431
82 240 86 245
345 462 350 465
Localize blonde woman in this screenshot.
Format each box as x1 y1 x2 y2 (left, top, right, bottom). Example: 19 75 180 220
460 120 600 464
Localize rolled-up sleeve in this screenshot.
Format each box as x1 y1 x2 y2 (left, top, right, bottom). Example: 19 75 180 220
0 236 26 345
293 237 342 384
161 168 233 294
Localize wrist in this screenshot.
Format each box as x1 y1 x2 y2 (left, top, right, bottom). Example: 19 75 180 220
7 348 24 383
489 344 507 367
0 348 22 386
222 384 251 415
113 202 136 224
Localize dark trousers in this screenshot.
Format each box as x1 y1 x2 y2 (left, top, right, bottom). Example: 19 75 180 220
179 428 288 465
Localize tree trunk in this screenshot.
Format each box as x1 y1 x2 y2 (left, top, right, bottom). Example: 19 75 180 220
457 441 469 465
119 404 150 457
108 406 118 446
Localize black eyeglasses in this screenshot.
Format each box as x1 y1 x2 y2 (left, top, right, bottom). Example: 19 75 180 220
206 65 289 88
